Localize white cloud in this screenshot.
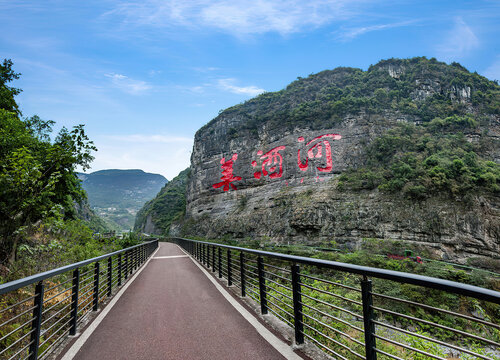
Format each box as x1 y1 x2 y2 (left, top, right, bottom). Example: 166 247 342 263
105 73 152 95
148 69 162 77
86 134 193 179
337 20 416 41
436 17 479 60
104 0 365 36
482 56 500 81
218 78 265 96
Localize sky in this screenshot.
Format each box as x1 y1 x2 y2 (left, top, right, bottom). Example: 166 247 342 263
1 0 499 179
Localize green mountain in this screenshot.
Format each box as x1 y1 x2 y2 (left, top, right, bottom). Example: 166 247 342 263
134 168 189 235
78 169 168 231
134 57 499 270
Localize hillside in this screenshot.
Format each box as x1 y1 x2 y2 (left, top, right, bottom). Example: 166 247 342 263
78 169 167 231
134 168 189 235
136 57 500 270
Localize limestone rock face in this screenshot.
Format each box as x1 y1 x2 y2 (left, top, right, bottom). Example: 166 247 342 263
179 58 500 267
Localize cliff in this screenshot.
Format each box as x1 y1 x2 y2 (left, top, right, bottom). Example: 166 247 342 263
141 57 500 268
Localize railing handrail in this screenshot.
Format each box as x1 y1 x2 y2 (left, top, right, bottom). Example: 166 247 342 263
172 237 500 304
0 240 158 295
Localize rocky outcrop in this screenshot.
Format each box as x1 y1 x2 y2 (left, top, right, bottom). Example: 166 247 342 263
165 58 500 268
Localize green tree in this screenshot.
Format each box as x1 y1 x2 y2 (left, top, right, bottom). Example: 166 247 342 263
0 59 22 115
0 60 97 264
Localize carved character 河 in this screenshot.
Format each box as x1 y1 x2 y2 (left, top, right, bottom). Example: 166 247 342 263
297 134 341 173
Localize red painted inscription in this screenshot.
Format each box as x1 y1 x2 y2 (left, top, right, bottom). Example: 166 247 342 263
212 154 242 191
252 145 286 179
297 134 341 173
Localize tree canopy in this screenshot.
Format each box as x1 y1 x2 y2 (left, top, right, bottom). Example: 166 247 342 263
0 59 96 263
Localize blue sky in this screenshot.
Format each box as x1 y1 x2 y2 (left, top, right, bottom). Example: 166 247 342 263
1 0 499 179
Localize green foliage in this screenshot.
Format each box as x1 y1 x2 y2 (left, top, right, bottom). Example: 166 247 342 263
196 57 499 139
339 120 500 197
79 169 167 231
0 59 22 115
0 60 97 264
134 168 190 234
201 237 500 359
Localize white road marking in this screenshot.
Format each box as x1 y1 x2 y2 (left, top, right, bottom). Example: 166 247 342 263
152 255 189 259
60 246 160 360
178 246 303 360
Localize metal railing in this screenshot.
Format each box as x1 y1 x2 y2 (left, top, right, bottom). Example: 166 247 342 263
0 240 158 360
171 237 500 360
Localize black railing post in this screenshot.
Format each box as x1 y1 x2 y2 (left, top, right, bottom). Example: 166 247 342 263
107 257 112 296
93 262 100 311
257 256 268 314
124 251 129 280
212 246 215 272
291 264 304 345
69 268 80 336
207 244 210 268
218 247 222 278
240 252 246 297
202 244 205 265
227 249 232 286
29 281 44 360
129 249 133 273
118 253 122 286
361 276 377 360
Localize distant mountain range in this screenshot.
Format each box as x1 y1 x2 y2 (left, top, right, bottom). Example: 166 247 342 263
77 169 168 231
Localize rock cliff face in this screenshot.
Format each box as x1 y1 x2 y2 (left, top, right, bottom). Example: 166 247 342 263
165 58 500 267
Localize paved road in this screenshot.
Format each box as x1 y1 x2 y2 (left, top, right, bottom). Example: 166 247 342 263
61 243 291 360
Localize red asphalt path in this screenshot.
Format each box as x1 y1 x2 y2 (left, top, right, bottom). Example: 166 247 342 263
60 242 288 360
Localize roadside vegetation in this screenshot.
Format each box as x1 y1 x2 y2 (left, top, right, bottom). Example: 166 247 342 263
180 236 500 359
0 59 141 282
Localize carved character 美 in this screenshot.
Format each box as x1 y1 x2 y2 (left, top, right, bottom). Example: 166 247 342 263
212 154 242 191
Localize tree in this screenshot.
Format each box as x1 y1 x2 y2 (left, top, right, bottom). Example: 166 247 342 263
0 59 22 115
0 60 97 264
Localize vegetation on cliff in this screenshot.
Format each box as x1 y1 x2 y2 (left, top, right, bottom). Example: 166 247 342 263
138 57 499 277
134 168 189 234
198 57 499 137
338 117 499 198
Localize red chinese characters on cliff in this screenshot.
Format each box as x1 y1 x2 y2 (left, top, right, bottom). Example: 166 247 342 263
297 134 342 173
212 154 242 191
212 133 342 192
252 146 286 179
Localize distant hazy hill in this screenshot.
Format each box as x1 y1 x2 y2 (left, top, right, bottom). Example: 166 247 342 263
78 169 168 231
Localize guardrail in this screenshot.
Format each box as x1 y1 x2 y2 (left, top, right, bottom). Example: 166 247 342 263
171 237 500 360
0 240 158 360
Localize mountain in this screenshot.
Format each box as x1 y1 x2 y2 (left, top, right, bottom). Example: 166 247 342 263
134 168 189 235
135 57 500 270
78 169 168 231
